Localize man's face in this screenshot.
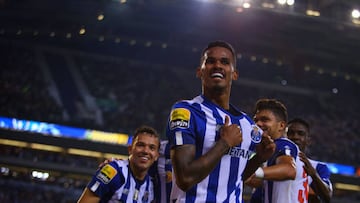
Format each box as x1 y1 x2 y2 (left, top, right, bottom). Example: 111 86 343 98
253 109 285 139
197 46 238 92
287 122 309 151
128 133 159 171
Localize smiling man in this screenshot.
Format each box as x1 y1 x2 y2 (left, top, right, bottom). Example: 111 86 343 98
166 41 275 202
77 126 160 203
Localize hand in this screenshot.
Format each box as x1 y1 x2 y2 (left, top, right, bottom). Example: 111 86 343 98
220 116 243 147
255 131 275 162
98 157 122 169
299 151 316 177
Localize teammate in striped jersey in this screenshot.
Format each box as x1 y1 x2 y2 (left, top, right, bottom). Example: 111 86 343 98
250 99 308 203
287 118 333 203
77 126 160 203
150 140 174 203
166 41 276 203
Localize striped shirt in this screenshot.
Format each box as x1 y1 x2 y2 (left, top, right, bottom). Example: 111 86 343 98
151 140 173 203
87 159 155 203
264 137 308 203
166 95 262 203
308 159 333 193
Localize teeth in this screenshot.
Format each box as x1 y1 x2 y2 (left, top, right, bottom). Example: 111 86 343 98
211 73 224 78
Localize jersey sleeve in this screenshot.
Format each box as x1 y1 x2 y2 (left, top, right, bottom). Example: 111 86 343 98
87 161 125 199
314 162 333 191
166 102 197 147
274 139 298 160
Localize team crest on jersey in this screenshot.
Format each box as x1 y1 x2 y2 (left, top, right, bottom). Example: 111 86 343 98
251 125 262 144
142 191 149 202
97 164 117 184
169 108 190 129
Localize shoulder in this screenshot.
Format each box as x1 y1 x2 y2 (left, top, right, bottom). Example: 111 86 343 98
275 137 299 157
309 159 331 174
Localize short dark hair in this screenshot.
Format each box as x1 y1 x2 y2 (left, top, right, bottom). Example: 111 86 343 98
254 98 288 122
201 40 237 68
134 125 160 139
132 125 160 150
288 118 310 132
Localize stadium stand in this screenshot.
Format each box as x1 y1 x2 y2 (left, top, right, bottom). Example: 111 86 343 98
0 0 359 202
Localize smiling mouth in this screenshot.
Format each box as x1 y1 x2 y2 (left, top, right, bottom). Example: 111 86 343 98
211 73 224 79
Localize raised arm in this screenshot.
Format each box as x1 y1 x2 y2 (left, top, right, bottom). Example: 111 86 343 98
300 152 332 203
243 131 275 181
77 188 100 203
171 116 242 191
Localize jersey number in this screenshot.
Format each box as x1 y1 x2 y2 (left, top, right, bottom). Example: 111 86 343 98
297 168 309 203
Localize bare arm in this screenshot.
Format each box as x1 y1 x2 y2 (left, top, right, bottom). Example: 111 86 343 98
300 152 332 203
171 116 242 191
77 188 100 203
262 155 296 181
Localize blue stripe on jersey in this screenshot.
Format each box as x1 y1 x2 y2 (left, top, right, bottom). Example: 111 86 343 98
203 100 223 203
167 95 257 203
310 159 332 191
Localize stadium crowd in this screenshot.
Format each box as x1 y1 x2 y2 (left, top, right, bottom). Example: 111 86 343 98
1 43 359 166
0 41 359 202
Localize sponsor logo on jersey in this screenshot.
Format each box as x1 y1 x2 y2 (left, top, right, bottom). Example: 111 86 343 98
170 108 190 129
227 147 254 160
166 171 172 183
97 164 117 184
251 125 262 144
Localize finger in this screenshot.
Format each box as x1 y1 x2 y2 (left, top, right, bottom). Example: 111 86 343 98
224 115 230 126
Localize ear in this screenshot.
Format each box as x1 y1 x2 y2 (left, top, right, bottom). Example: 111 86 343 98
196 67 202 78
279 120 287 131
232 69 238 80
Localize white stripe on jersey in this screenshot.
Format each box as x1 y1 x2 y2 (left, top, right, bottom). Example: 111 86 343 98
175 131 183 145
168 95 256 203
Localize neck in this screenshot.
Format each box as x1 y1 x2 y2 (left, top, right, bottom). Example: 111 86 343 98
203 88 231 110
129 162 147 181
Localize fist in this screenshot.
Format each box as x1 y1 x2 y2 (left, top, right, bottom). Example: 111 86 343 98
220 116 243 147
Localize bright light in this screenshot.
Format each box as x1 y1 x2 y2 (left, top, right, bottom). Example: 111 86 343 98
287 0 295 6
278 0 286 5
306 10 320 17
97 14 104 21
79 28 86 35
243 3 251 8
31 170 50 180
352 9 360 18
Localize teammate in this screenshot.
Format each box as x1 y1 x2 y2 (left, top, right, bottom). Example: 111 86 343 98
166 41 276 202
77 126 160 203
249 98 308 203
149 140 174 203
287 118 333 203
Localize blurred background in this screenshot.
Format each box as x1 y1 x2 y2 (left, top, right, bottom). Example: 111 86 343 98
0 0 359 202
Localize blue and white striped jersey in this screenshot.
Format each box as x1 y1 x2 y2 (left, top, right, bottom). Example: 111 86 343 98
166 95 262 203
264 137 308 203
308 159 333 193
87 159 155 203
152 140 173 203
